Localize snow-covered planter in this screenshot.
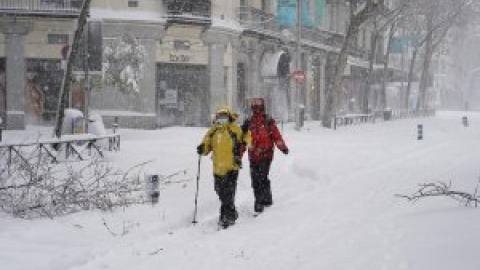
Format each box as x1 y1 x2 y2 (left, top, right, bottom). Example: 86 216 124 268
103 34 147 94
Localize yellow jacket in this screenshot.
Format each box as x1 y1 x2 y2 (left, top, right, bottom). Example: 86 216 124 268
200 122 250 177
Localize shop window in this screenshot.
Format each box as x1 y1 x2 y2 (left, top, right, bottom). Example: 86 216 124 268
128 0 139 8
47 34 69 45
174 40 191 50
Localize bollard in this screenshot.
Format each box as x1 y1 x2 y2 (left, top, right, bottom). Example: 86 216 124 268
462 116 469 127
417 124 423 140
0 116 3 142
333 114 337 130
145 173 160 204
112 117 119 133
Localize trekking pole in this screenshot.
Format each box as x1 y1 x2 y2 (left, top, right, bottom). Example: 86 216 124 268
192 155 201 224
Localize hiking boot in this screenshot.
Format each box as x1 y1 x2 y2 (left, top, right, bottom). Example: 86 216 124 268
254 202 264 213
263 199 273 207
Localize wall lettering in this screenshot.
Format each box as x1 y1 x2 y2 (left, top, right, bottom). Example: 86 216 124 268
169 54 191 63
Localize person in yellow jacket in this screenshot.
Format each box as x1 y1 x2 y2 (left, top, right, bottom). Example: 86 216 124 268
196 106 250 228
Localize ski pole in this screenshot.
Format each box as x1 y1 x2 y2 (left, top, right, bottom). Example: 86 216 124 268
192 155 201 224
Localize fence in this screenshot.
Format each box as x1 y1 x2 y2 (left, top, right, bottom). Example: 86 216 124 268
0 0 81 15
0 133 120 172
333 109 436 129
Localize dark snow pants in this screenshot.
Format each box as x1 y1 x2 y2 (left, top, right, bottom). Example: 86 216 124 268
250 160 273 207
214 170 238 222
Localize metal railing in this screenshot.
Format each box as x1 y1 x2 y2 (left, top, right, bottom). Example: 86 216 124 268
0 0 81 16
237 6 348 51
302 27 344 48
165 0 211 25
237 6 278 32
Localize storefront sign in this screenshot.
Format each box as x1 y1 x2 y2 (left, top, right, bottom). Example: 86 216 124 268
169 53 191 63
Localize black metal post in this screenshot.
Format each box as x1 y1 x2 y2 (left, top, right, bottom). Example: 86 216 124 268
417 124 423 140
0 116 3 142
462 116 469 127
113 117 118 133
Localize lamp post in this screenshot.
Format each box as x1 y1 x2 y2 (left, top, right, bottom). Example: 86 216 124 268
465 67 480 110
460 34 480 110
294 0 304 131
0 116 3 142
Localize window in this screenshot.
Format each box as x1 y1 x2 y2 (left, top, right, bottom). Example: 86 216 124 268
261 0 268 11
47 34 69 45
128 0 138 8
173 40 191 50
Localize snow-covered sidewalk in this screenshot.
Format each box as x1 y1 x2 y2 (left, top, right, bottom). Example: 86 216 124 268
2 111 480 270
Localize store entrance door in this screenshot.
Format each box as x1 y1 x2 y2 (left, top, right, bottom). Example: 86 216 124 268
156 64 208 127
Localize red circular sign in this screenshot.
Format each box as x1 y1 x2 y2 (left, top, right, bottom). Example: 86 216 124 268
292 69 305 83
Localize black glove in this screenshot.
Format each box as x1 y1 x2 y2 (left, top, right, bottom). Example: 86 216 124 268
281 148 289 155
197 144 204 155
234 156 242 168
241 119 250 133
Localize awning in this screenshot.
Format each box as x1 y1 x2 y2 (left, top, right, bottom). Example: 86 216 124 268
261 51 288 78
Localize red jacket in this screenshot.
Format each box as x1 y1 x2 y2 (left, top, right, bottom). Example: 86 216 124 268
245 114 288 163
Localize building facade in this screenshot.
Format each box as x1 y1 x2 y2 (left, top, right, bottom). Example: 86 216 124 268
0 0 383 130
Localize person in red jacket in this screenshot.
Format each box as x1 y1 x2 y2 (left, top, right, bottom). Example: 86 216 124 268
242 98 289 214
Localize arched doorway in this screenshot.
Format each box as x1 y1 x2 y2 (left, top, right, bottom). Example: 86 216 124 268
260 50 291 121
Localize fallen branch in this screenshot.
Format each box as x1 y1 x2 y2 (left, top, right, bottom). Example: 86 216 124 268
396 180 480 207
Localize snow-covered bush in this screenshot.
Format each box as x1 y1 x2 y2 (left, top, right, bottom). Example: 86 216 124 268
0 150 148 219
103 34 146 94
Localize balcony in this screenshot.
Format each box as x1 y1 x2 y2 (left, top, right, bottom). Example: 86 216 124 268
164 0 211 26
237 6 347 52
237 6 279 34
0 0 82 18
302 27 345 49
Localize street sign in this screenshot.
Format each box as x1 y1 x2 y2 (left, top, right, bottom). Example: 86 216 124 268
292 69 305 83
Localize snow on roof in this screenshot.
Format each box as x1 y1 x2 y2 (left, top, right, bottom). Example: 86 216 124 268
90 8 166 23
211 17 243 33
93 110 155 117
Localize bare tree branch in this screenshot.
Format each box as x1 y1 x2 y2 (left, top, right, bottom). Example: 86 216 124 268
396 180 480 207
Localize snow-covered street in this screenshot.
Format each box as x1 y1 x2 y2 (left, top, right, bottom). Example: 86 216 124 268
2 111 480 270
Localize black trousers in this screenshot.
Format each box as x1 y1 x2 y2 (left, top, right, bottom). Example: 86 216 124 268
250 160 273 206
214 170 238 221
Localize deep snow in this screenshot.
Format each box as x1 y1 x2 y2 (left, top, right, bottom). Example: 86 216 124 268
2 111 480 270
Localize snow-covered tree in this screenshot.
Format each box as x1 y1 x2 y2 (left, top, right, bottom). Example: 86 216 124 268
403 0 473 110
322 0 385 128
53 0 92 139
103 34 147 95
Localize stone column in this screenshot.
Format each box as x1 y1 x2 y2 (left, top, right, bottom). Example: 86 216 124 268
203 30 235 117
318 54 327 120
305 53 314 119
230 39 240 113
0 21 32 130
208 43 225 115
247 41 263 99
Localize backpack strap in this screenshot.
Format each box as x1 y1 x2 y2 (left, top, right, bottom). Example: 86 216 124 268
242 114 273 141
209 126 242 167
263 115 273 139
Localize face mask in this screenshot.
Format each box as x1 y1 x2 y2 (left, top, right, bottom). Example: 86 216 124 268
216 117 229 125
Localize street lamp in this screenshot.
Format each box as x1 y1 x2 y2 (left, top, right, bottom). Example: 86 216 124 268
294 0 304 131
0 115 3 142
460 34 480 110
465 67 480 110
